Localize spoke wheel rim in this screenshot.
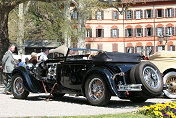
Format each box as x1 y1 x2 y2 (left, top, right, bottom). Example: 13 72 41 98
165 75 176 95
88 78 105 102
13 77 24 95
143 66 161 89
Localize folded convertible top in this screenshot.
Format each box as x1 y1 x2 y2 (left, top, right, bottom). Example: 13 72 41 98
92 52 141 63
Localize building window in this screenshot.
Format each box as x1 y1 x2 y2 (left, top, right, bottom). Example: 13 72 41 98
127 28 132 37
136 46 142 54
167 27 172 36
146 9 151 18
127 47 134 53
86 29 92 38
72 10 78 19
96 11 103 20
157 46 163 51
157 27 163 36
147 28 152 36
86 44 91 49
157 9 162 18
136 28 142 37
112 11 118 20
112 29 118 37
146 46 152 56
167 8 172 17
112 44 118 52
168 45 175 51
126 10 132 19
96 29 104 37
136 10 141 19
97 44 103 50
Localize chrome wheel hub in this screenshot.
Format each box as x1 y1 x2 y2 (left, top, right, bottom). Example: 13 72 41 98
88 78 104 101
13 77 24 95
143 66 160 89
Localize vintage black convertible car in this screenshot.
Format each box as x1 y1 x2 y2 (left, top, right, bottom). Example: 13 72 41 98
11 46 163 106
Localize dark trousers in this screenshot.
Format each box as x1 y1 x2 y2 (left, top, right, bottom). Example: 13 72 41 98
4 73 12 92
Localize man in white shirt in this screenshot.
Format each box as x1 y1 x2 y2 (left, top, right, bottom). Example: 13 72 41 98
39 49 49 61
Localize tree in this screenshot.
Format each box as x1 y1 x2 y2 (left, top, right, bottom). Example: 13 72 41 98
0 0 64 64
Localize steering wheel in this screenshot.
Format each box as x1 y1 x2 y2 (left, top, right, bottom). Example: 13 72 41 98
88 53 96 60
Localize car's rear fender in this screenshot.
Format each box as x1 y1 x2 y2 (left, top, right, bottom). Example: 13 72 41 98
12 67 41 93
82 66 119 96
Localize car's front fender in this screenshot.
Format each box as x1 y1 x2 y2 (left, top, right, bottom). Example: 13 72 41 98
12 66 40 93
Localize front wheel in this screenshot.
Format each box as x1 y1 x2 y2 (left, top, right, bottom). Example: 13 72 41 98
163 72 176 98
85 74 111 106
12 74 29 99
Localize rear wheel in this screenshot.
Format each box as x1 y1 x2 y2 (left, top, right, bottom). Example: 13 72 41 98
12 74 29 99
85 74 111 106
163 72 176 98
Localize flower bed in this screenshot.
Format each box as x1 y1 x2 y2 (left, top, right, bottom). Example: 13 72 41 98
138 101 176 118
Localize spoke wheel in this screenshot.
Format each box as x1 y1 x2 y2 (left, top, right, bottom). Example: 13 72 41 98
134 61 163 98
143 66 161 89
12 74 29 99
163 72 176 98
85 74 111 106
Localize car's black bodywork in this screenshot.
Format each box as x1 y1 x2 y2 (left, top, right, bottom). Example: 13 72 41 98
12 47 163 106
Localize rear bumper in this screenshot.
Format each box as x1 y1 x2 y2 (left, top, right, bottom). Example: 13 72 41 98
118 84 142 91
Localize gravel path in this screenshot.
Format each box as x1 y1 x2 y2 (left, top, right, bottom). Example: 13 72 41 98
0 85 175 117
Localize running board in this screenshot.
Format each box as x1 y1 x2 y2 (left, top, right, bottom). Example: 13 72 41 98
118 84 142 91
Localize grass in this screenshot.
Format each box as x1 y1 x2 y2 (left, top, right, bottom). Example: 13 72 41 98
38 113 149 118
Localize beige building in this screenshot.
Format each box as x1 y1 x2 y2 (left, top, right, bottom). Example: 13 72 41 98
85 0 176 56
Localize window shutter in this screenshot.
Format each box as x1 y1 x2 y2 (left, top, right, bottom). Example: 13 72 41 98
162 27 164 36
111 29 112 37
135 47 137 53
162 9 164 18
131 28 133 37
145 28 147 37
165 9 168 18
141 28 143 37
175 8 176 18
151 9 153 18
96 11 97 19
141 10 143 19
156 28 158 36
165 27 167 35
117 11 119 19
145 46 147 56
134 10 136 19
125 29 127 37
172 8 174 17
102 11 104 20
151 27 153 36
117 29 119 37
125 47 128 53
90 29 92 38
131 10 133 19
134 28 136 37
102 29 104 37
144 10 146 18
156 46 158 52
151 46 154 55
173 45 175 51
155 9 157 18
172 27 174 36
96 29 98 37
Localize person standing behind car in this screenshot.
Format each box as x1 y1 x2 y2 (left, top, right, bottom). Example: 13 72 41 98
2 44 16 95
39 49 49 61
